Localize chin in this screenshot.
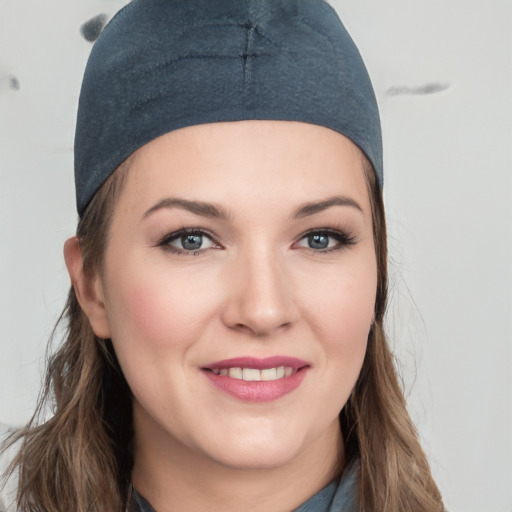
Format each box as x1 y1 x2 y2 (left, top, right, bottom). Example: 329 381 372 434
196 424 312 471
208 443 301 471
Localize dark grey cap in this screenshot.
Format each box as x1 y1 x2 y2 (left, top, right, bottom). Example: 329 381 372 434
74 0 383 216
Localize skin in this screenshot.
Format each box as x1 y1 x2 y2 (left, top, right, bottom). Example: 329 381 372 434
65 120 377 512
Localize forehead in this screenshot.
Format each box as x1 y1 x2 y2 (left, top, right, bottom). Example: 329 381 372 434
115 120 371 219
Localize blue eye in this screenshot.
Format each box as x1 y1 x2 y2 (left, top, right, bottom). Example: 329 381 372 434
307 234 331 249
159 229 217 254
180 234 205 250
296 230 356 251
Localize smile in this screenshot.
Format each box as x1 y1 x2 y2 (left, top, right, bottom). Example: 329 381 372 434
202 356 309 402
209 367 295 381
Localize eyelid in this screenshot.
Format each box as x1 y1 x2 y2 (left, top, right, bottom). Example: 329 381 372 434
155 227 356 256
156 228 222 255
293 228 357 252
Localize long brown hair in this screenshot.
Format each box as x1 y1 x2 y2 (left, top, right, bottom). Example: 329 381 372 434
2 156 444 511
341 160 444 511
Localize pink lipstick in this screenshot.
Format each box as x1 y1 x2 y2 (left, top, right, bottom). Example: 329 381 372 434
201 356 309 402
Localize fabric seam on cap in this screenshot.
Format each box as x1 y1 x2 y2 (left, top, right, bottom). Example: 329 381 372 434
124 19 278 81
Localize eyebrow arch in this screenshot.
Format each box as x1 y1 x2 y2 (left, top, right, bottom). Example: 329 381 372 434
142 197 230 220
143 195 362 221
293 196 363 218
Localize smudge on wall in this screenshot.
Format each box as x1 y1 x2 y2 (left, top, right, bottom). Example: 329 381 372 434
386 82 451 97
80 13 109 42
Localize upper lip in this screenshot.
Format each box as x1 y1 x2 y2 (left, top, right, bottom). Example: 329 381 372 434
202 356 310 371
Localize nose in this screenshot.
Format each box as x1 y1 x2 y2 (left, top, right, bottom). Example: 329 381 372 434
221 247 299 337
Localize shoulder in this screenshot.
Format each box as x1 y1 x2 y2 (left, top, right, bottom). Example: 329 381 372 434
0 424 20 512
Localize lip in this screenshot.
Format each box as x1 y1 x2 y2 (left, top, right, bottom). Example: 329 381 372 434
201 356 310 403
202 356 309 371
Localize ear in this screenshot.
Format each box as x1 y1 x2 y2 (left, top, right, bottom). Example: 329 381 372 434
63 236 112 339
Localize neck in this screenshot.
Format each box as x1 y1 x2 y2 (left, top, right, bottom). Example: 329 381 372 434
131 412 344 512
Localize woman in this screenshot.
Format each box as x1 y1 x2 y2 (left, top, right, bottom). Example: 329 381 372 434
2 1 444 511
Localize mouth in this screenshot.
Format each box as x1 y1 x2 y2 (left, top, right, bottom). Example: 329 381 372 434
201 356 310 402
206 366 296 381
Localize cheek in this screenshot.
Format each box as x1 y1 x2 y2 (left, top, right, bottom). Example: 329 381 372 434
126 284 175 343
103 267 216 350
309 263 376 334
102 270 217 412
301 255 377 372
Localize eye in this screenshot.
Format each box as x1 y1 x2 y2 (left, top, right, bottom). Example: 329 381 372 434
158 229 218 254
295 230 356 251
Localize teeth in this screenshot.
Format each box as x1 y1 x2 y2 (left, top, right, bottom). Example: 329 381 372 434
229 367 243 379
260 368 277 381
242 368 260 381
211 366 294 381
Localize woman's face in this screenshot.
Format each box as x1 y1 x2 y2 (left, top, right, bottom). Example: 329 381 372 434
93 121 377 471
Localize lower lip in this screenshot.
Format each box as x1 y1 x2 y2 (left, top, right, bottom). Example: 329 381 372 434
202 368 309 402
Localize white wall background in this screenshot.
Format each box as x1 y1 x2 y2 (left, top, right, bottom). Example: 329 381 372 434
1 1 510 511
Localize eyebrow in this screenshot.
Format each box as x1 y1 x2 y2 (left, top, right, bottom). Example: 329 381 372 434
143 197 230 220
142 194 363 221
293 196 363 218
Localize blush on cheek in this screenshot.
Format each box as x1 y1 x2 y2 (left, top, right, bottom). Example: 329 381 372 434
127 286 169 343
312 280 375 360
119 283 183 347
117 279 211 349
316 279 375 327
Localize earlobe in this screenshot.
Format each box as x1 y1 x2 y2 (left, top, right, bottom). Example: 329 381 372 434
63 236 112 339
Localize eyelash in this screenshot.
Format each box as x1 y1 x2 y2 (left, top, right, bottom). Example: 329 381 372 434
156 228 220 256
156 228 357 256
294 228 357 253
